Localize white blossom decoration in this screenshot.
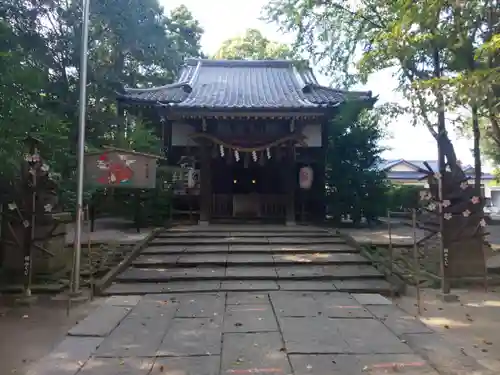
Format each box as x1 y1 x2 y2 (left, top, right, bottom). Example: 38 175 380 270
40 164 49 172
460 181 468 190
419 191 430 201
427 203 436 211
8 202 17 210
434 172 441 179
462 209 471 217
479 218 487 227
44 204 53 212
444 212 452 220
442 200 451 207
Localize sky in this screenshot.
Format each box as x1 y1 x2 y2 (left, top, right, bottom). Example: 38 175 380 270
160 0 479 167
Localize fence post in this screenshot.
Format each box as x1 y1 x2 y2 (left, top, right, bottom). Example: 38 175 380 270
412 209 421 315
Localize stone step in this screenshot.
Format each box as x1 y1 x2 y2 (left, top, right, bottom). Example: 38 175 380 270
156 231 336 238
167 226 330 233
149 237 346 246
102 279 395 295
142 243 357 254
132 252 371 267
116 264 384 283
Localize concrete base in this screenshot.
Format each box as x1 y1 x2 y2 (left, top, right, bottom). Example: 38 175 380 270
286 221 296 226
437 292 459 303
52 289 91 303
198 220 210 226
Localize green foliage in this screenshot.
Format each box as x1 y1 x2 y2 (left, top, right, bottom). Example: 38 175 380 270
326 103 389 224
386 184 422 212
214 29 295 60
0 0 204 219
265 0 498 168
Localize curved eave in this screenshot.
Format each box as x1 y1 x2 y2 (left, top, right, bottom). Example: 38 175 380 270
158 103 341 114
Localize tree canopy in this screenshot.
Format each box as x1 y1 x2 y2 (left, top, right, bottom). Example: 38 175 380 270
213 28 294 60
0 0 203 209
265 0 499 173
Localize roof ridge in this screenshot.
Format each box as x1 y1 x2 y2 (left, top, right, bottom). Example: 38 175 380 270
123 81 192 94
185 58 307 68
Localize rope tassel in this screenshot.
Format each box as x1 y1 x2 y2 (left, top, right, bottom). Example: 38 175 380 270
252 150 257 162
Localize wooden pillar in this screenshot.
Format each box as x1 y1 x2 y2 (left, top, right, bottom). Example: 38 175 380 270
160 116 169 162
285 143 296 225
316 119 329 222
199 140 212 225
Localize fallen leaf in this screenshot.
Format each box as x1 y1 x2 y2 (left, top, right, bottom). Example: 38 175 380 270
444 325 450 329
159 365 164 372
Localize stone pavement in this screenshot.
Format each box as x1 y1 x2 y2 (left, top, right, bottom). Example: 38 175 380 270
25 291 495 375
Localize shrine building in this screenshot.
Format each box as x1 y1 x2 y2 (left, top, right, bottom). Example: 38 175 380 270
117 59 373 224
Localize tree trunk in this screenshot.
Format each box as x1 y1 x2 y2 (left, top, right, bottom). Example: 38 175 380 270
471 104 482 195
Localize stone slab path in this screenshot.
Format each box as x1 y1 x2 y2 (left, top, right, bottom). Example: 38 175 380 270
25 292 495 375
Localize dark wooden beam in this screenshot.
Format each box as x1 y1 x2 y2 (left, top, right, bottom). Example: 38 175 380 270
285 141 296 225
199 140 212 225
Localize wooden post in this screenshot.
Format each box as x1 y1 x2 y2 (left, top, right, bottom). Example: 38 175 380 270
412 209 421 315
319 120 329 222
388 210 393 277
286 143 296 225
388 209 395 299
134 191 141 233
199 140 211 225
89 195 96 233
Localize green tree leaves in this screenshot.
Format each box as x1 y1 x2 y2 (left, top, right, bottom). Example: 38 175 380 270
0 0 203 208
213 29 294 60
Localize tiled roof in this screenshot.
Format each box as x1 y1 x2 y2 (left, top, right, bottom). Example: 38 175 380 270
379 159 495 180
117 59 372 110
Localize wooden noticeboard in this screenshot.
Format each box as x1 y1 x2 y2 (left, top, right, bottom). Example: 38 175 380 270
84 147 161 189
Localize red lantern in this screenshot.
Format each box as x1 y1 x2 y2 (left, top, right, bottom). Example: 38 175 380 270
299 166 313 190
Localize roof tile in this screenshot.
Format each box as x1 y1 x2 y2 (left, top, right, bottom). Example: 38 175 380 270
118 59 371 110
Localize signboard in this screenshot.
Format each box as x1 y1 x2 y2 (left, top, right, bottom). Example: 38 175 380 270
299 166 314 190
85 148 160 189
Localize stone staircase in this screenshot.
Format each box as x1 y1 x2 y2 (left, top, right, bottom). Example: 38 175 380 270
102 225 395 295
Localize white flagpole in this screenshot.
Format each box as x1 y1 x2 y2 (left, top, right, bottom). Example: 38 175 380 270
72 0 91 294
